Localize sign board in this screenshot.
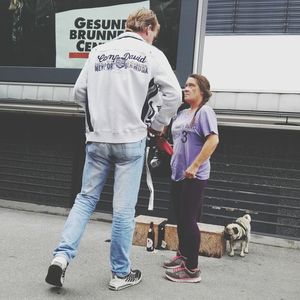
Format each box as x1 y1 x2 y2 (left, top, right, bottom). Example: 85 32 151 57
55 1 149 68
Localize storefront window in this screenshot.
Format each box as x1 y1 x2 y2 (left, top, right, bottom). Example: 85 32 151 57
0 0 181 69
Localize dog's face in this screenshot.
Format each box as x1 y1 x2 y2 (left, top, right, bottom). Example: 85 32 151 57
224 224 241 241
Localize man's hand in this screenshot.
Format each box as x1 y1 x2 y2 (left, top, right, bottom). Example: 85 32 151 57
148 127 162 137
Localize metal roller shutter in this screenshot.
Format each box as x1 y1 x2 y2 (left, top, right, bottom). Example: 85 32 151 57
206 0 300 34
0 113 84 207
1 113 299 240
201 126 300 240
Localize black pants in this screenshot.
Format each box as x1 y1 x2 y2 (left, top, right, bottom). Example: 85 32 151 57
170 179 207 269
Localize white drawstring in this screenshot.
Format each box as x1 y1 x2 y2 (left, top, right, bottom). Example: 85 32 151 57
145 146 154 210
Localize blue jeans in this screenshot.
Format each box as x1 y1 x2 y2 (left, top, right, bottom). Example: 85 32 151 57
53 139 146 277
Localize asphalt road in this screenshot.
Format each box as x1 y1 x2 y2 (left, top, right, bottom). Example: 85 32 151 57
1 205 300 300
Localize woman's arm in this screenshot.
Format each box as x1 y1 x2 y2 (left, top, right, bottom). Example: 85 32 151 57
184 133 219 178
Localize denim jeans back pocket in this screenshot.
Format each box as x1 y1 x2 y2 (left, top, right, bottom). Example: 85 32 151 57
122 141 143 161
116 139 145 162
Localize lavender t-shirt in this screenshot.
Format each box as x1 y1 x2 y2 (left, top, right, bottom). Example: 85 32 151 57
171 105 218 181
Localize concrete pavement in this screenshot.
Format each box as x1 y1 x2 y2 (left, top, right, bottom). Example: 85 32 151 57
0 201 300 300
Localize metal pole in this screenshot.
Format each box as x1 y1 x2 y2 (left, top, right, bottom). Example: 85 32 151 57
193 0 209 74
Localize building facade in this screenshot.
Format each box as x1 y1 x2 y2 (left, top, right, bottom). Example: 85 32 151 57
0 0 299 239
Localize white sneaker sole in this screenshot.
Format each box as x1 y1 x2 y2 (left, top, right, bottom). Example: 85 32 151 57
109 276 142 291
165 274 201 283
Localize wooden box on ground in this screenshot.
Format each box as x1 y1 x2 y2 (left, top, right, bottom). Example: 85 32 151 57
132 215 167 249
133 215 226 258
165 223 226 258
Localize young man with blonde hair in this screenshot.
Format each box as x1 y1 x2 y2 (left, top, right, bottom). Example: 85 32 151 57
45 8 181 291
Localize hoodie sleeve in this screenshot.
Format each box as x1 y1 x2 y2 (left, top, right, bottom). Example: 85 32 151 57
150 49 182 132
73 58 90 109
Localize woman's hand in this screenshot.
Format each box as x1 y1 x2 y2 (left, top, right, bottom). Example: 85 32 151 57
184 164 199 179
184 134 219 179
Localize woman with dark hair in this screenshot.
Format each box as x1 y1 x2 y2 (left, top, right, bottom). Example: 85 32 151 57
164 74 219 283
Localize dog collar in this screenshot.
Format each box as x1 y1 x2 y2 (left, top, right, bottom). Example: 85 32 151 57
234 221 248 233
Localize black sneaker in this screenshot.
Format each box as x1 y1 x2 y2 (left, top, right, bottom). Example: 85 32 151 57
45 257 68 287
109 269 142 291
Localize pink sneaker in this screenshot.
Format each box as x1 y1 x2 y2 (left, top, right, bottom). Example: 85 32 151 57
163 254 186 269
165 262 201 283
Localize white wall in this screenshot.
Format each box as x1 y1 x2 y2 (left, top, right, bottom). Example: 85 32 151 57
202 35 300 93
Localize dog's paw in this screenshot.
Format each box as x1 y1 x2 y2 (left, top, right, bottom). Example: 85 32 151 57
228 251 234 257
244 249 249 254
240 252 245 257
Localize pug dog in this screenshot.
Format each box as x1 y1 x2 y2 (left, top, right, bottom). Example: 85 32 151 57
224 214 251 257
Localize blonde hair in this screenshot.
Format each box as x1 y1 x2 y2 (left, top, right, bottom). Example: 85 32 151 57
125 8 160 33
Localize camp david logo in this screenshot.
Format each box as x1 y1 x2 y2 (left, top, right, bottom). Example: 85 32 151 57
115 57 126 68
94 52 148 73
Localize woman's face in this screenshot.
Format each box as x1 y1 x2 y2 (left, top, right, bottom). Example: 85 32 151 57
184 77 203 106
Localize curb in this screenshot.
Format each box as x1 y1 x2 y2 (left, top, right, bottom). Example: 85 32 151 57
0 198 113 223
